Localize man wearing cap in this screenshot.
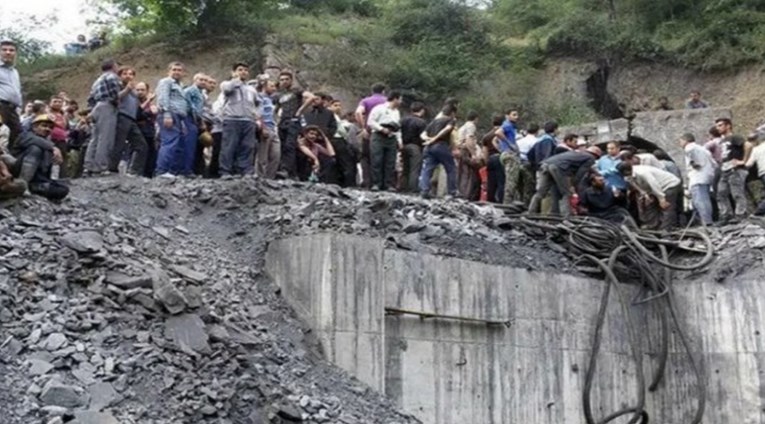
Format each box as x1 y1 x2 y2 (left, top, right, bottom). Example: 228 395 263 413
11 114 69 200
84 59 121 175
528 146 602 216
219 62 258 176
715 117 751 222
0 40 22 149
680 133 717 225
618 162 681 230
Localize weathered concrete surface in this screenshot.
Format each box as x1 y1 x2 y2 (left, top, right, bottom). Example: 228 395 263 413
266 234 763 424
564 107 733 175
265 235 386 392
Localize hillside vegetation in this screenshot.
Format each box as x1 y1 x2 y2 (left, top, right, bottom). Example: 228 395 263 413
17 0 765 126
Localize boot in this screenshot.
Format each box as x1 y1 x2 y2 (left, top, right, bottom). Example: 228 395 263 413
0 179 27 200
29 181 69 201
17 158 38 183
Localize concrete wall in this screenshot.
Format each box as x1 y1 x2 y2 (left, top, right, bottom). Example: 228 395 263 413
266 234 764 424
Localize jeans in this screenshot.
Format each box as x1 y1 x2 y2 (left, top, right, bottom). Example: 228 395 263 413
207 132 222 178
419 142 457 195
220 120 257 176
401 144 422 193
718 168 749 219
690 184 713 225
486 153 504 203
370 132 397 190
155 113 184 176
528 163 570 216
84 101 117 173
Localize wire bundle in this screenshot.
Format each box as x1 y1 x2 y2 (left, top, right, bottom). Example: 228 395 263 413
503 214 714 424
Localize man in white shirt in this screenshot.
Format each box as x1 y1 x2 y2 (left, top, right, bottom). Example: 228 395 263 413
740 133 765 216
367 91 402 191
516 123 540 204
619 161 682 230
680 133 717 225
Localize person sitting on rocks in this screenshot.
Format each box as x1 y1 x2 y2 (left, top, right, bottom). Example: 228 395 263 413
297 125 336 183
11 114 69 200
580 171 635 227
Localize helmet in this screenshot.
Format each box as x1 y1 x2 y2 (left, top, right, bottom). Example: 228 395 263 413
198 131 213 148
32 114 55 126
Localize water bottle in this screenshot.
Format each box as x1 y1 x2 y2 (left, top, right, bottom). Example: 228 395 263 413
118 160 128 175
51 164 60 180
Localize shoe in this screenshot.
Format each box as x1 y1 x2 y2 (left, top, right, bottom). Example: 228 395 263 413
221 174 235 180
371 185 380 192
158 172 177 179
386 187 397 193
420 192 432 199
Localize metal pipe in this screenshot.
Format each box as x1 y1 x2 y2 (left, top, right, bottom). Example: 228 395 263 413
384 307 512 327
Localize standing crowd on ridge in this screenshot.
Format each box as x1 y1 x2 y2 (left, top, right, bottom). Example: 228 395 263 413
2 38 764 229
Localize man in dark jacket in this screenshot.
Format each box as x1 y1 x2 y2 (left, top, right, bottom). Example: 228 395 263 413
11 114 69 200
302 93 337 139
527 145 601 216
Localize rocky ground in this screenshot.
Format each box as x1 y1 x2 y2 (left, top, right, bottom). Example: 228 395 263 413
0 176 576 424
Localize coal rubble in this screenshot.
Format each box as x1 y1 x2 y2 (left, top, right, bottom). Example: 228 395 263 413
0 176 573 424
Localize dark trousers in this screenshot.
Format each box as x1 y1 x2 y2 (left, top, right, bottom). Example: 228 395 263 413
110 114 148 175
419 142 457 195
401 144 422 193
207 132 222 178
220 120 257 176
278 119 300 178
756 175 765 216
486 153 505 203
143 135 157 178
0 100 21 149
331 137 357 187
370 132 397 190
360 135 372 188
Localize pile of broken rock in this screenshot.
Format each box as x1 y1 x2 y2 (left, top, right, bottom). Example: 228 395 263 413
1 177 458 424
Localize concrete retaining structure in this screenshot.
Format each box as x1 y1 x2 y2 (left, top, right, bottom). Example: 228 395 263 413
266 234 762 424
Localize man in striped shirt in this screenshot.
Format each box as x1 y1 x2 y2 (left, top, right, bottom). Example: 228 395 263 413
84 59 121 175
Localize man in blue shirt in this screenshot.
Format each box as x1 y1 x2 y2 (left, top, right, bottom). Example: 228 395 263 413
256 75 280 179
155 61 189 177
494 108 521 204
596 141 628 193
0 40 22 149
182 73 206 176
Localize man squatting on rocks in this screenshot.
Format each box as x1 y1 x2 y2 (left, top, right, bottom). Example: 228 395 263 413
4 42 765 229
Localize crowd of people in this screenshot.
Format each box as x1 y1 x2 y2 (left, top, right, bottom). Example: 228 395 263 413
1 37 764 229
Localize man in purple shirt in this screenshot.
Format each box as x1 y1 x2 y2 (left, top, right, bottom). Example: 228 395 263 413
354 83 387 188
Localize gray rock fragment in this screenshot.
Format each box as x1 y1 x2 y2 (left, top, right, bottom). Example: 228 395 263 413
27 359 55 376
70 411 120 424
165 313 211 355
151 268 187 315
105 271 153 289
61 231 103 253
40 380 86 408
171 264 208 284
88 382 120 411
43 333 68 351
